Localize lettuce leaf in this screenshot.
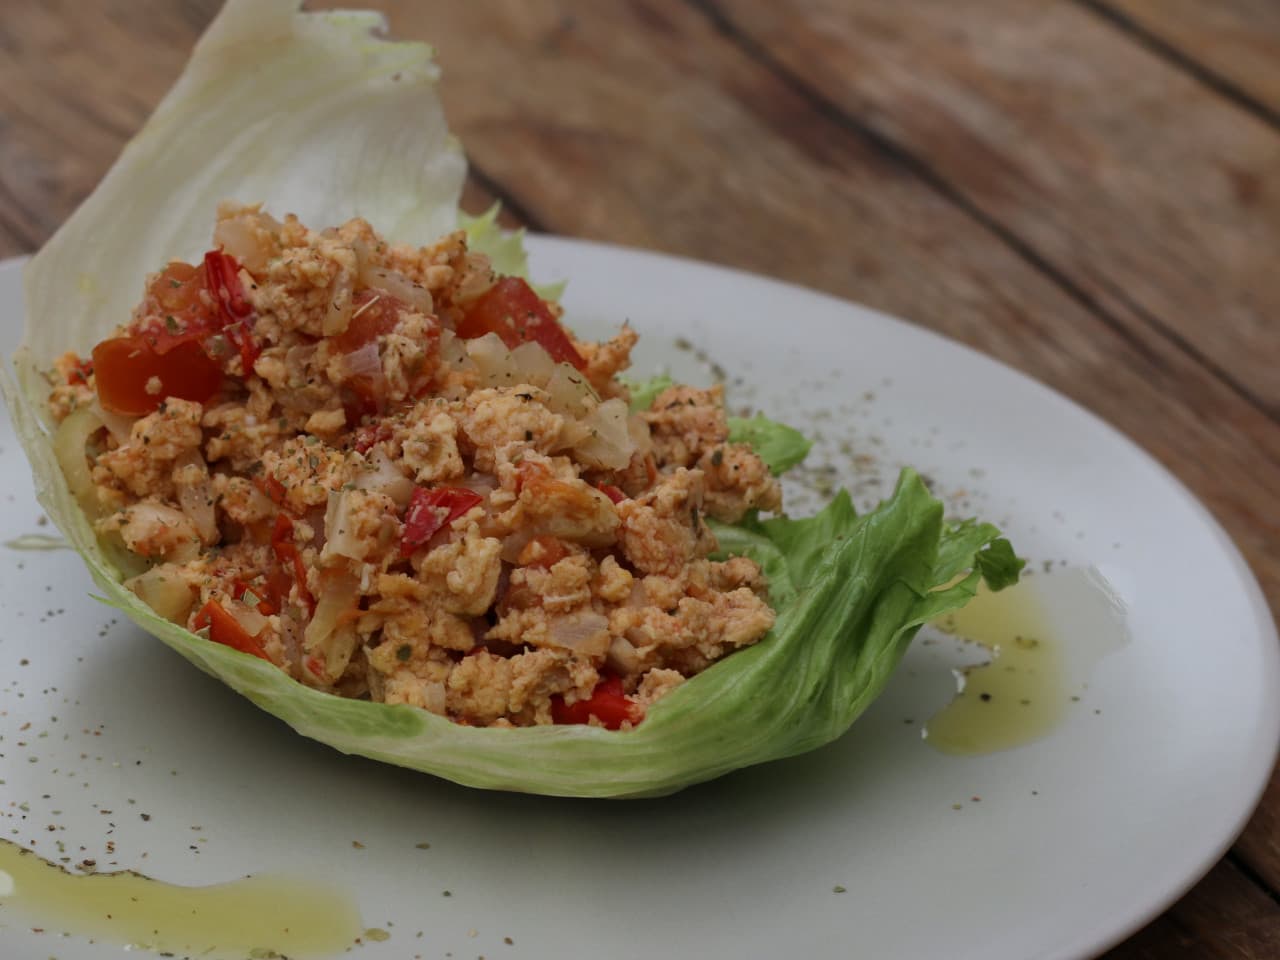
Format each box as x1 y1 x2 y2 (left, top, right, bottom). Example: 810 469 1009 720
624 374 812 474
2 0 1021 798
726 414 813 475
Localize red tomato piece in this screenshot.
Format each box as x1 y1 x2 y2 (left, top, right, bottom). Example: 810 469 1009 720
203 250 253 321
131 261 221 355
596 483 626 504
551 677 644 730
456 277 585 370
91 336 223 416
332 290 404 353
192 599 270 661
400 486 484 556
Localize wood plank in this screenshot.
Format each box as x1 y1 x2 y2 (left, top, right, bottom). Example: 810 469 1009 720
1095 0 1280 120
706 0 1280 421
0 0 520 258
1104 858 1280 959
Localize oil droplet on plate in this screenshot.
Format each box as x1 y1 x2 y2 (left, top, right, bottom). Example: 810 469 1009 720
0 838 362 958
923 566 1128 755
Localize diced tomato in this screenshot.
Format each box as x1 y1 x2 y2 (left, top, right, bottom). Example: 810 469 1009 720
332 290 404 354
192 599 270 661
400 486 484 556
65 357 94 385
596 483 626 504
304 655 327 680
456 277 585 370
551 677 644 730
91 335 224 416
271 514 315 614
131 261 221 355
223 320 260 375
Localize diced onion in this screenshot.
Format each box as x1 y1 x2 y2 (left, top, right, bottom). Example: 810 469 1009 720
351 449 415 507
438 329 475 373
323 270 355 336
213 205 281 272
336 341 382 380
545 611 611 657
53 406 105 518
573 397 635 470
91 402 136 444
322 491 361 561
509 341 557 384
227 602 268 639
304 570 361 683
466 333 516 385
173 450 218 543
606 636 641 676
544 363 599 418
360 265 434 315
421 680 447 715
124 565 195 624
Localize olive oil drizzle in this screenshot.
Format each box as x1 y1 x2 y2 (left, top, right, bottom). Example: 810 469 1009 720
0 838 362 957
924 567 1128 755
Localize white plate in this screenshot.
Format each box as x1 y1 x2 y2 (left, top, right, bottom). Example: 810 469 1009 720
0 239 1276 960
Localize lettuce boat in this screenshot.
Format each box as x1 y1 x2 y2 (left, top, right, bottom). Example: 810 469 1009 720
1 0 1020 797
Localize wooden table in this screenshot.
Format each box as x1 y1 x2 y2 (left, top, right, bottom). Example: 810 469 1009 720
3 2 1278 956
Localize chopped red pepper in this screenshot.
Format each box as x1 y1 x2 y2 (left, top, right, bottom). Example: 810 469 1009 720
192 599 270 661
203 250 253 321
224 320 260 375
352 420 393 455
271 514 315 615
400 486 484 556
597 482 626 504
255 475 288 507
456 277 585 370
551 677 644 730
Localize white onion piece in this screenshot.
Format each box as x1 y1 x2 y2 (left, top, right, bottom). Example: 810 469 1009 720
303 570 361 683
360 266 433 315
213 213 278 272
466 333 516 386
574 397 635 470
509 340 556 384
606 636 641 676
321 491 360 561
91 402 136 444
172 451 218 544
438 329 475 373
545 611 611 657
323 270 355 336
336 341 382 380
544 363 599 418
352 449 415 508
125 566 195 624
53 406 105 518
227 602 268 639
452 253 495 304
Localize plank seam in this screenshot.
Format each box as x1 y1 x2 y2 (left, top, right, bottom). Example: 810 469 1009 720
683 0 1279 426
1077 0 1280 132
465 161 548 234
1227 849 1280 909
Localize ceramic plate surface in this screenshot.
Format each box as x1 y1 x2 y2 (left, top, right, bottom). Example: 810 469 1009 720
0 239 1275 960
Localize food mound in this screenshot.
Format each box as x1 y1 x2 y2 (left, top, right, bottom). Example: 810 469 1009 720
46 204 784 730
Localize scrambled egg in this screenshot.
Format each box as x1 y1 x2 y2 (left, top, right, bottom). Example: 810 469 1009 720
48 204 782 729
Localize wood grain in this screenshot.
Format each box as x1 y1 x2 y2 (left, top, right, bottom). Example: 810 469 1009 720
1094 0 1280 121
1 2 1278 958
707 0 1280 420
